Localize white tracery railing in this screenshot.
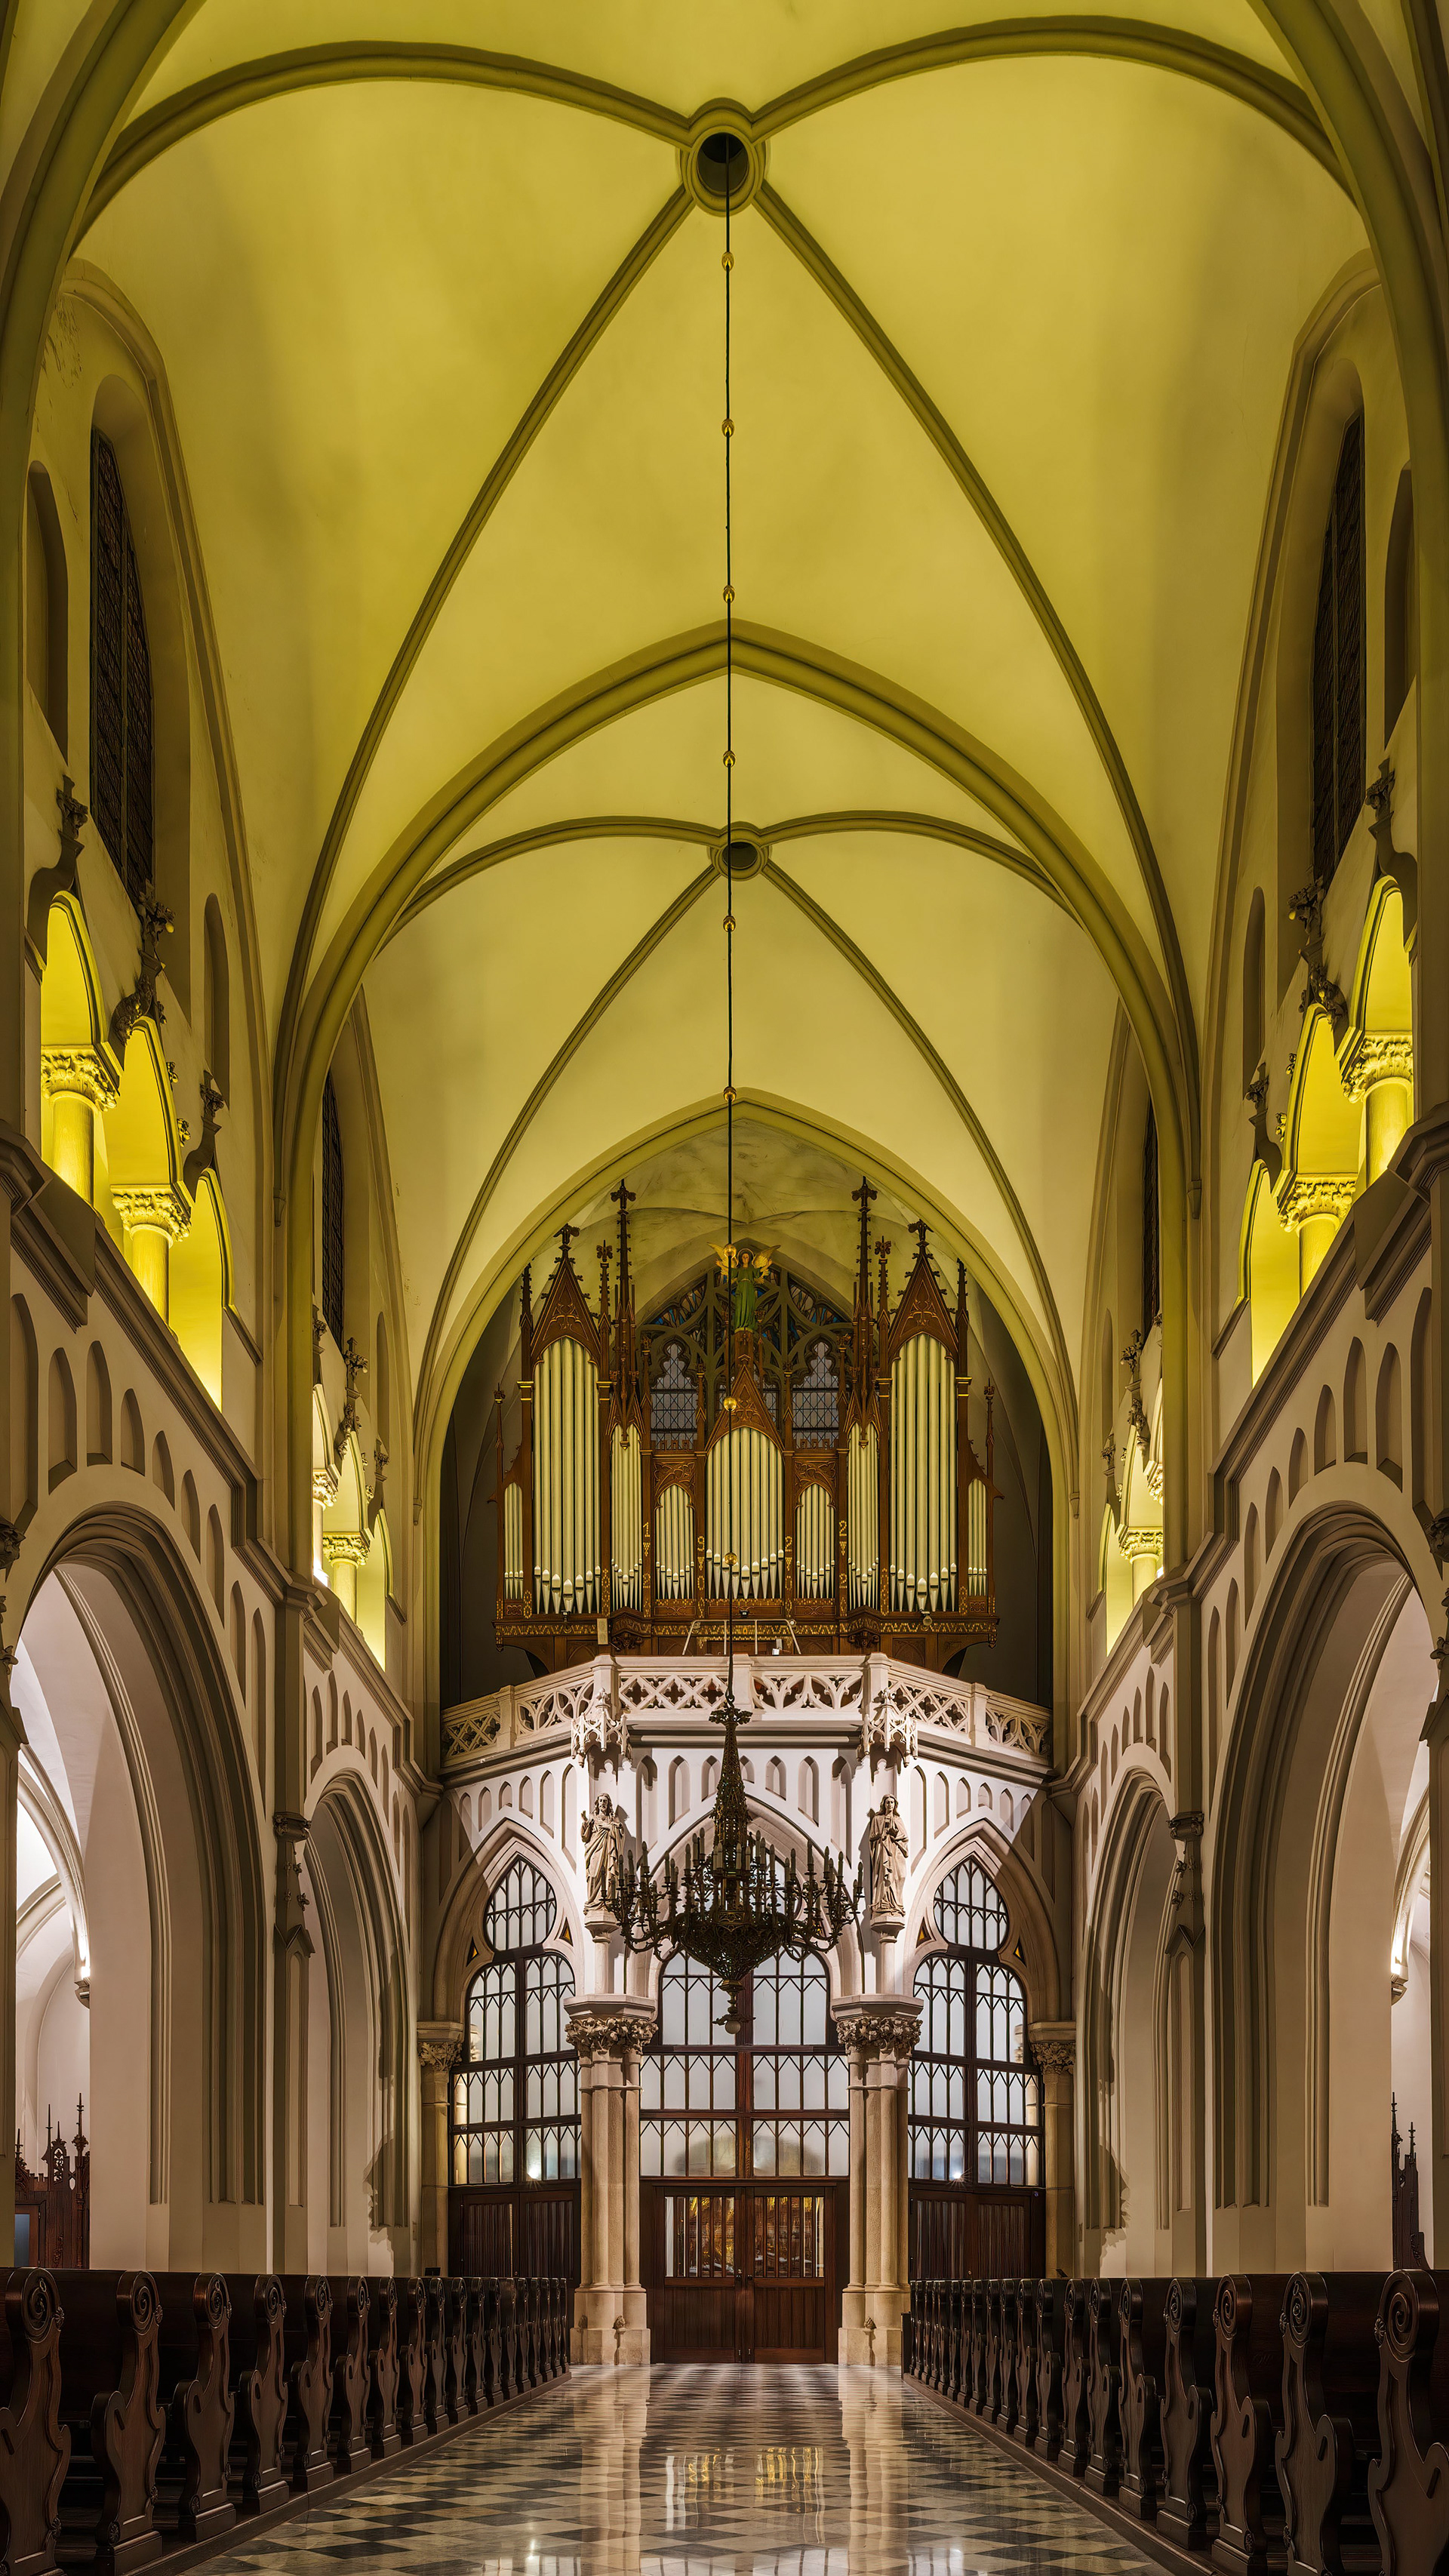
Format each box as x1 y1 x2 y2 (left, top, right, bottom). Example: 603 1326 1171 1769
441 1651 1050 1772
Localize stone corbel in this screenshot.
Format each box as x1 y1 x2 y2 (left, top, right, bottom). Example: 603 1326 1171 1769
1121 1330 1150 1465
109 891 175 1054
182 1073 223 1198
1245 1065 1283 1186
1367 760 1418 945
1287 878 1349 1043
333 1337 367 1468
26 780 87 960
272 1811 313 1963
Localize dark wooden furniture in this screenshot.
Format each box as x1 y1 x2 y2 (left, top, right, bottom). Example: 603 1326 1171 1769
0 2267 70 2576
150 2273 234 2544
1211 2274 1290 2574
276 2275 333 2494
223 2275 287 2519
54 2270 165 2575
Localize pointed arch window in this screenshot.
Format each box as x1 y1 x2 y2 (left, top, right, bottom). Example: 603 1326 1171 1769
1312 414 1365 886
321 1073 344 1346
909 1859 1041 2187
453 1859 578 2187
90 428 154 909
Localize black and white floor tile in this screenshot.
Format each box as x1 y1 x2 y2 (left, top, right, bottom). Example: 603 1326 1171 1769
210 2367 1154 2576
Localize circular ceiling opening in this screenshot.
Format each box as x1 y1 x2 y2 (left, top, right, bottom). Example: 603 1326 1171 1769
694 131 752 203
714 834 767 879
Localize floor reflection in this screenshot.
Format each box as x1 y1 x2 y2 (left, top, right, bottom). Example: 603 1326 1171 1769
215 2362 1152 2576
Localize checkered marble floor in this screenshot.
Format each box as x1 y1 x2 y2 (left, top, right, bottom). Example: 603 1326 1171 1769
209 2367 1153 2576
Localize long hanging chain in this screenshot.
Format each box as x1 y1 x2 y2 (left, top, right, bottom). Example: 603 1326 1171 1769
722 174 736 1683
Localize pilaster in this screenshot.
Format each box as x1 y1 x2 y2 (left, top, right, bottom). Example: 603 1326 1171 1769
565 1996 656 2365
831 1996 920 2370
417 2020 461 2274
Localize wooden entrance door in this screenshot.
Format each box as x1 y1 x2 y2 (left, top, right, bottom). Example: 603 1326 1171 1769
643 2181 839 2362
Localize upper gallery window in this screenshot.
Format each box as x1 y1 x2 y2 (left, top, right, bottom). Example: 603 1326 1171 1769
1311 414 1365 888
90 428 154 910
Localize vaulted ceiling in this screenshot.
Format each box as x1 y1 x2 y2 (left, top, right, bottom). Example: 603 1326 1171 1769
65 0 1368 1452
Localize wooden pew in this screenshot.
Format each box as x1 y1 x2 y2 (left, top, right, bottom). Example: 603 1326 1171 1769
326 2277 370 2476
968 2279 989 2414
0 2267 70 2576
557 2276 571 2377
222 2275 286 2519
421 2278 447 2437
1118 2277 1171 2522
499 2279 520 2401
1014 2277 1040 2448
999 2283 1020 2437
949 2280 967 2406
520 2279 539 2391
151 2273 235 2544
1275 2270 1385 2576
1035 2278 1069 2463
441 2279 467 2426
984 2280 1004 2423
1367 2267 1449 2576
276 2275 333 2494
1211 2273 1290 2574
1158 2276 1219 2551
393 2279 429 2449
54 2270 165 2574
482 2280 503 2409
1061 2279 1094 2479
1085 2275 1124 2498
462 2281 485 2417
365 2276 401 2461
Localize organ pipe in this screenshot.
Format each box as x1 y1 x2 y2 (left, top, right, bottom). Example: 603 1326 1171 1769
795 1484 834 1600
611 1424 643 1613
706 1423 782 1599
847 1423 878 1611
655 1486 694 1599
890 1331 956 1614
534 1334 599 1616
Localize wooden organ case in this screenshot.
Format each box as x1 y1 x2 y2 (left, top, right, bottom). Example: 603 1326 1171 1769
495 1180 999 1670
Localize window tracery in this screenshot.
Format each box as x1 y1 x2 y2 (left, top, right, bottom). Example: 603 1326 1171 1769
909 1859 1041 2188
452 1859 578 2187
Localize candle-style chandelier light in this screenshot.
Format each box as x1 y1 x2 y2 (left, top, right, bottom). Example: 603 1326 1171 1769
604 145 860 2030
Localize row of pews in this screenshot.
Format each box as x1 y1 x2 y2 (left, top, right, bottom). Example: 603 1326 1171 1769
906 2268 1449 2574
0 2267 568 2576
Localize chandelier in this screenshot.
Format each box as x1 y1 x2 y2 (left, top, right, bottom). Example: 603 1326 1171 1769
605 142 860 2029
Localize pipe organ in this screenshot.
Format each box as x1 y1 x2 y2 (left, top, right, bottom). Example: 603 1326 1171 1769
496 1180 997 1668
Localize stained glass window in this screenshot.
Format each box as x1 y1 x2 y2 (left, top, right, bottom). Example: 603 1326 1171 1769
911 1860 1041 2188
452 1863 577 2187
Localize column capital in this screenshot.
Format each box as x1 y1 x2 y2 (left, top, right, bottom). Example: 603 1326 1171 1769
417 2018 463 2073
832 1996 921 2060
565 1996 657 2060
1029 2018 1075 2073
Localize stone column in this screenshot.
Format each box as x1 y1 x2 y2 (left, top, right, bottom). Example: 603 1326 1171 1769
111 1180 191 1321
831 1997 920 2370
41 1045 117 1205
417 2020 461 2275
321 1526 369 1621
565 1996 655 2365
1031 2020 1076 2279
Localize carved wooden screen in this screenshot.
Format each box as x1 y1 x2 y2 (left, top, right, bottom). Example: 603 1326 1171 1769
449 1857 580 2282
641 1264 849 1444
907 1859 1044 2282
